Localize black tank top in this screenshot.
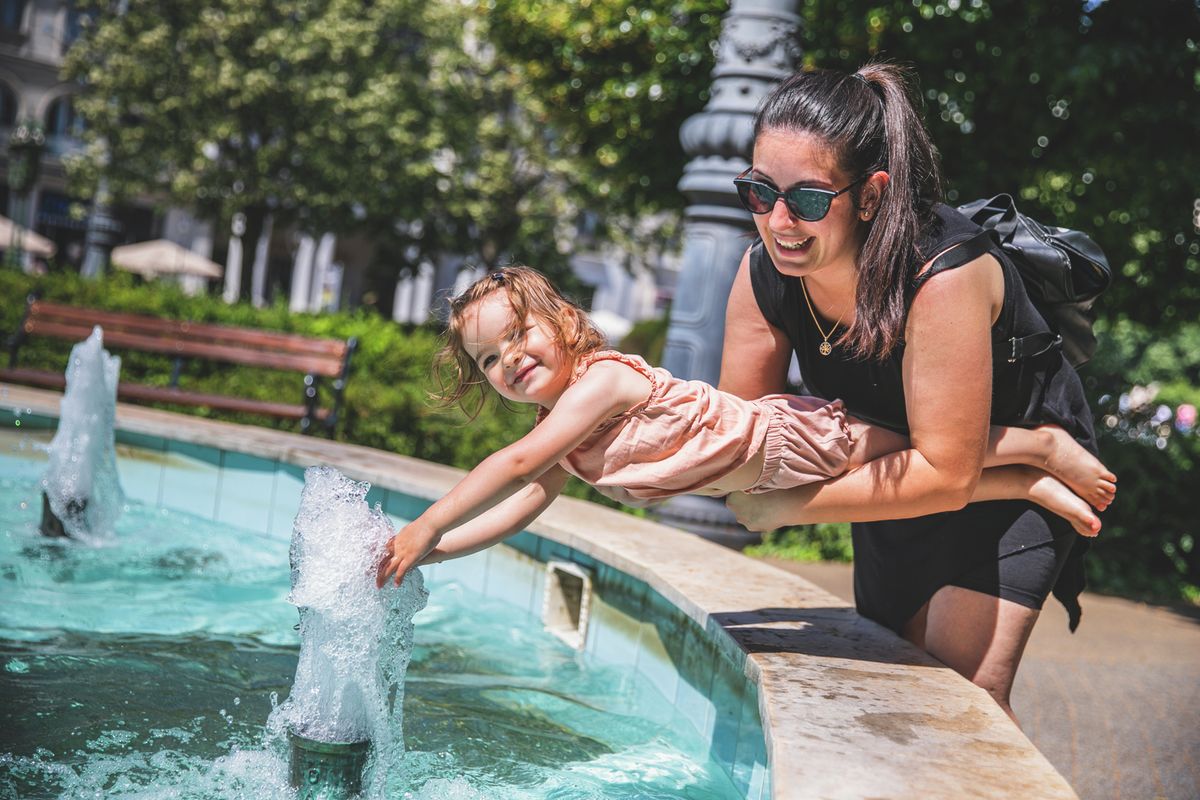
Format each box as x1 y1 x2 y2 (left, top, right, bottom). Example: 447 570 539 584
748 203 1096 632
749 203 1097 453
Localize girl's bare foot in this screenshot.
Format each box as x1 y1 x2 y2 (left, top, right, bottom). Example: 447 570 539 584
1028 471 1101 537
1036 425 1117 510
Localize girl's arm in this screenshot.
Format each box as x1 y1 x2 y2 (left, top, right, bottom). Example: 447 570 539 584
420 465 571 564
723 248 1003 531
377 360 650 586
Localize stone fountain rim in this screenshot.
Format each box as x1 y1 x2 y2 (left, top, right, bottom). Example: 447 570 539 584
0 385 1077 800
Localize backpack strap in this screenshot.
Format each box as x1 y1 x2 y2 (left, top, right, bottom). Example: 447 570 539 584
1006 331 1062 363
911 230 994 292
912 229 1064 363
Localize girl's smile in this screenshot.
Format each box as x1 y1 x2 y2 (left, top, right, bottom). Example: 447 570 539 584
462 292 572 409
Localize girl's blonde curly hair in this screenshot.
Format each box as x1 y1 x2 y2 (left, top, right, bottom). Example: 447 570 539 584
435 266 608 419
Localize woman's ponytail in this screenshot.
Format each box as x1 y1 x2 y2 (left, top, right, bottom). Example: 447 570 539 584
754 62 943 360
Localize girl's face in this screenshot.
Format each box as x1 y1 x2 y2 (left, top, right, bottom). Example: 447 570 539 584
461 292 573 409
749 130 870 284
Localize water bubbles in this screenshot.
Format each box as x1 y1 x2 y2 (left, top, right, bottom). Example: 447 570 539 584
43 327 125 545
269 467 429 796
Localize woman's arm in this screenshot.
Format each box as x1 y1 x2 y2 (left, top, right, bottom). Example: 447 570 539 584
718 249 793 400
420 465 571 565
726 252 1003 531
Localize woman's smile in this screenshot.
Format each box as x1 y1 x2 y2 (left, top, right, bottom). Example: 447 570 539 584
774 235 815 253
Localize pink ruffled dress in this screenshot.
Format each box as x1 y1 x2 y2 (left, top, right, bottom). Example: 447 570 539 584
537 351 852 501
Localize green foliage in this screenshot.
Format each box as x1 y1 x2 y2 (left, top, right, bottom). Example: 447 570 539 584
1081 319 1200 603
0 269 532 471
486 0 725 217
65 0 443 235
797 0 1200 331
745 523 854 563
618 310 670 365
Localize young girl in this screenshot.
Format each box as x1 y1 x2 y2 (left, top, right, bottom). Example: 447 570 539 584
376 266 1114 588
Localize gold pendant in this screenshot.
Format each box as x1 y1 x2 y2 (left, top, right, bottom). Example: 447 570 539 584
819 341 833 356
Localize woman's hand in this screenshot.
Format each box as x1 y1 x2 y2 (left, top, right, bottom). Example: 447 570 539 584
376 521 439 588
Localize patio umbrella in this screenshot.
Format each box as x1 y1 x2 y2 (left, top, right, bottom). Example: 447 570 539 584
111 239 223 279
0 214 57 258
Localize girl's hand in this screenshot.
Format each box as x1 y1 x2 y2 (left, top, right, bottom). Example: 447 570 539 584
376 521 438 588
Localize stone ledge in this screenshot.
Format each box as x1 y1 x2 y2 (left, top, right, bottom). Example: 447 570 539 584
1 383 1076 800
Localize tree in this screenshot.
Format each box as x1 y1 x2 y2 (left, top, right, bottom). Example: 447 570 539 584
65 0 443 250
796 0 1200 330
484 0 726 225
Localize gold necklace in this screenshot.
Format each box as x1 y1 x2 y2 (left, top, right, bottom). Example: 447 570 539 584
799 277 845 356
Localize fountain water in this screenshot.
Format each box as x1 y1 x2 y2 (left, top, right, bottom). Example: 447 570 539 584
40 325 124 543
268 465 429 799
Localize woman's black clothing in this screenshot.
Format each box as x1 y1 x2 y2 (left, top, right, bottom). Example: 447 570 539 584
748 203 1096 633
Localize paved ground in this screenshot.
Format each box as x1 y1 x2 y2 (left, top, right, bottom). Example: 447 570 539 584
759 558 1200 800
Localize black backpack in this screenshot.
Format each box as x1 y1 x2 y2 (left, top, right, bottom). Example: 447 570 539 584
938 194 1112 367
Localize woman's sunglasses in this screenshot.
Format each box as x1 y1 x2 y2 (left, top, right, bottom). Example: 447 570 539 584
733 168 867 222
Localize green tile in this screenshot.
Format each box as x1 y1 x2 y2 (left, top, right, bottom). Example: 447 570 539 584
216 451 276 534
708 659 746 777
382 491 431 524
162 440 220 519
673 623 717 740
270 464 307 540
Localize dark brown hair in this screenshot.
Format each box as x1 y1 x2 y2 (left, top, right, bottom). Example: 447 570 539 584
434 266 608 419
753 61 943 360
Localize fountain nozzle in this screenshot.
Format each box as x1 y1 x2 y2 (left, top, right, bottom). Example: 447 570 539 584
39 491 85 539
288 729 371 800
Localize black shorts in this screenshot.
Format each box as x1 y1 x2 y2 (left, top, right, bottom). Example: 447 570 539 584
852 500 1079 634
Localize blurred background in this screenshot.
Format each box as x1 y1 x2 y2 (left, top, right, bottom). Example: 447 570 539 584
1 0 1197 606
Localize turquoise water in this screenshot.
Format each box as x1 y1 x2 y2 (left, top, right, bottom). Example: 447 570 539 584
0 434 743 799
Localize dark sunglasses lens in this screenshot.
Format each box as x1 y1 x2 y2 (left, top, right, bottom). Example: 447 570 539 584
736 181 777 214
787 189 833 221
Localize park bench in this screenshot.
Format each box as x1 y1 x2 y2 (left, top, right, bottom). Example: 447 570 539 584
2 297 357 436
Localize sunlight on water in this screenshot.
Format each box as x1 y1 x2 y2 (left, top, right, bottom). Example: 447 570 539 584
0 436 743 800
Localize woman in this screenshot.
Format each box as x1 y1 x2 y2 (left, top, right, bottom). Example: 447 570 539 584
719 63 1112 721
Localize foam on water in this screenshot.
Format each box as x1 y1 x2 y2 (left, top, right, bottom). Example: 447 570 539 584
42 326 124 545
266 465 428 796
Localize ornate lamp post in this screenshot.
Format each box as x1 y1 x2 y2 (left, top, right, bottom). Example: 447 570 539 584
655 0 801 546
79 169 122 279
5 121 46 270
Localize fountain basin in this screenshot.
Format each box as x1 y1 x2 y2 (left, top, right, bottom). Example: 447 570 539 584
0 384 1078 799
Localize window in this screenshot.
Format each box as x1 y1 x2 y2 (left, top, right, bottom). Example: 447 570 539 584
44 95 84 156
0 83 16 127
45 95 82 138
0 0 28 33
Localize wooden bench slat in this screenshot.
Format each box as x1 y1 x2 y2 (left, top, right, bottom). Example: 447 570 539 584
0 368 327 421
116 383 328 420
30 301 350 358
6 298 355 435
0 367 66 391
26 319 346 376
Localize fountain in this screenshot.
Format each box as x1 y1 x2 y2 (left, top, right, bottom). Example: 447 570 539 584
268 465 429 799
40 325 124 543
